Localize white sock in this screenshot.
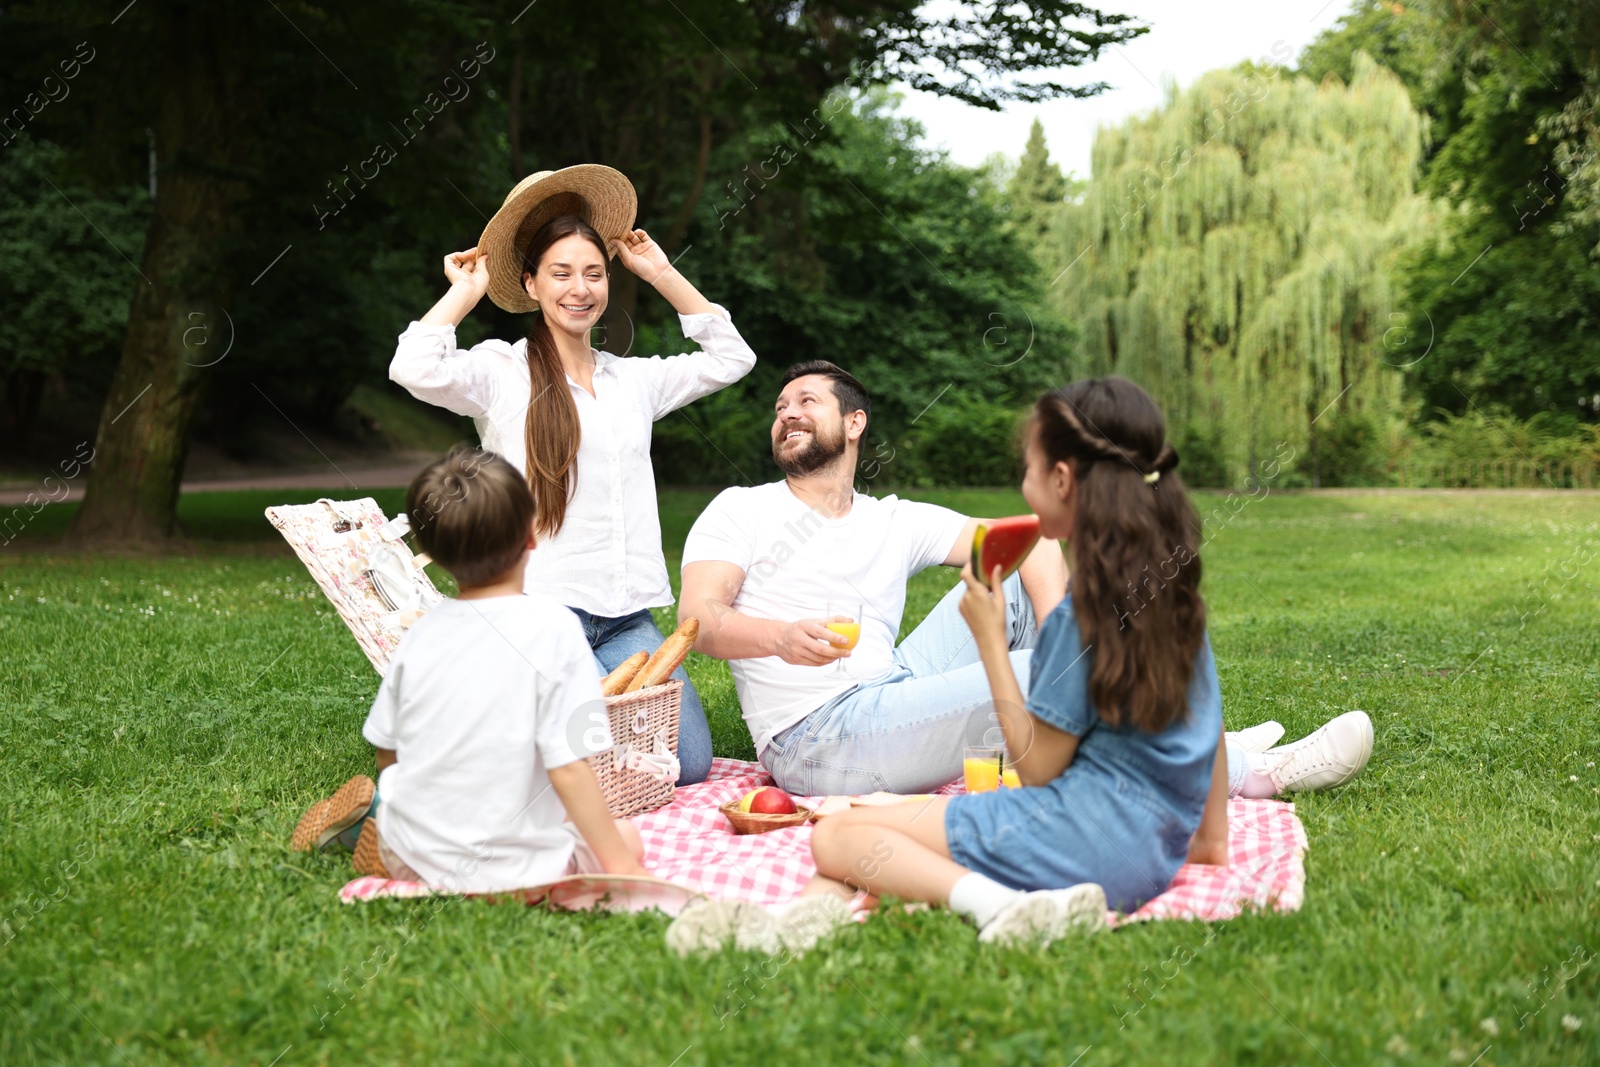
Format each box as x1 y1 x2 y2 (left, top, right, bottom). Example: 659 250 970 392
948 872 1022 929
1237 751 1281 799
1225 738 1248 796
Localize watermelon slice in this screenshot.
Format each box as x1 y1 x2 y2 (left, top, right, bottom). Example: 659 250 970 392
971 514 1041 583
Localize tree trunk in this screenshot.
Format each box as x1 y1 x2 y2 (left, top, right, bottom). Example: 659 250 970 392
600 58 718 358
662 114 713 252
661 59 719 253
600 112 713 357
66 6 254 546
64 10 254 550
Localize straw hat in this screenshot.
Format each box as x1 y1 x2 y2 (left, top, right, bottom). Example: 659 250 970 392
477 164 638 313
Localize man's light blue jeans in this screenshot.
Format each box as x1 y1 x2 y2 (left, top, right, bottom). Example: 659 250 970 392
760 571 1040 795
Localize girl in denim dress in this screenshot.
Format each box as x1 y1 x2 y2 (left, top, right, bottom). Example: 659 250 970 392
799 376 1231 944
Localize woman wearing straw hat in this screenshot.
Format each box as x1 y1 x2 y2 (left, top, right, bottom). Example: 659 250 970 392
389 165 754 786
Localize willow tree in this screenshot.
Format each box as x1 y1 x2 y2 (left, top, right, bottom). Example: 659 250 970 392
1049 55 1429 483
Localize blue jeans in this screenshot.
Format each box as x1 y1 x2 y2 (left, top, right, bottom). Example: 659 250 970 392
761 571 1040 795
568 607 713 786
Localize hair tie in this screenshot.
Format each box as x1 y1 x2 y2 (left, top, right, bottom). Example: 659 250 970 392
1143 470 1160 484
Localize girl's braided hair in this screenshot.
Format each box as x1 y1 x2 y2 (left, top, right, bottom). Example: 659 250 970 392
1034 377 1204 733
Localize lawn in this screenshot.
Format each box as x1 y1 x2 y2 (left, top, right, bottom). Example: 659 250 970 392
2 487 1597 1066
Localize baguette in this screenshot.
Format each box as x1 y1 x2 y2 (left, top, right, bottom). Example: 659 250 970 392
625 618 700 692
601 651 649 696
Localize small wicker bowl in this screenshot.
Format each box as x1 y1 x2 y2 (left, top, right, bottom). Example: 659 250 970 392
719 799 817 835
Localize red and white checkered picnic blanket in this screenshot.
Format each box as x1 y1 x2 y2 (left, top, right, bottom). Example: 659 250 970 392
341 758 1306 924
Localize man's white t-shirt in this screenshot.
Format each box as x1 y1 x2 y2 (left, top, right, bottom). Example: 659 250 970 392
681 481 968 755
361 593 610 893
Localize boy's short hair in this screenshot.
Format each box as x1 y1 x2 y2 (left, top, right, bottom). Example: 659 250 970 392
406 446 535 588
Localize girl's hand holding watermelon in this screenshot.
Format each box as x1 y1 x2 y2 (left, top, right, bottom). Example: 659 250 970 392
958 514 1042 655
957 559 1010 656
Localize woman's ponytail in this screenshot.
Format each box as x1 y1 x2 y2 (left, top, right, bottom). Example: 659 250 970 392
522 312 580 538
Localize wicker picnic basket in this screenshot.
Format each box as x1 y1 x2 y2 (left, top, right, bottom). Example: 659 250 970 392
267 496 681 819
588 680 683 818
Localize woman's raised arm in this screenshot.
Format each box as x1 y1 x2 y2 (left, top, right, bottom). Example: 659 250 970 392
391 247 507 418
608 228 758 418
611 229 715 317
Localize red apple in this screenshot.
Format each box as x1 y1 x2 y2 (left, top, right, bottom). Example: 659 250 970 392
745 786 797 815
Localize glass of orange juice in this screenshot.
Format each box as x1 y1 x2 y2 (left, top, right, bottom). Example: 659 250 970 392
963 746 1022 792
824 600 861 673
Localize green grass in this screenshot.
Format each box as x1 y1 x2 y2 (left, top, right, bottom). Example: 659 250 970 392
2 487 1597 1065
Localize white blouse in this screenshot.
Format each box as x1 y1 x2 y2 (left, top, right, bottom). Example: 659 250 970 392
390 306 757 617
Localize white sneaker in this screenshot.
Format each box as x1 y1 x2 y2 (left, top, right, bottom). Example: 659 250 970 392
1265 710 1374 793
665 898 781 956
1227 720 1285 754
977 883 1107 946
774 895 852 953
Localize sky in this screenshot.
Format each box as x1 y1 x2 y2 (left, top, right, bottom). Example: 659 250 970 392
892 0 1355 177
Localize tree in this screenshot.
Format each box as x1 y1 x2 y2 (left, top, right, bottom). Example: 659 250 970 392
4 0 492 544
1301 0 1600 422
6 0 1147 544
62 5 261 543
1299 1 1438 113
501 0 1149 352
0 137 149 454
1007 118 1076 249
650 89 1075 488
1046 57 1431 484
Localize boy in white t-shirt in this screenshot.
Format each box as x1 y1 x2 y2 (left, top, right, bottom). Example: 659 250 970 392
291 447 647 892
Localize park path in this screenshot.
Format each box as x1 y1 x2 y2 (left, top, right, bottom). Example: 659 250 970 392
0 461 428 507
